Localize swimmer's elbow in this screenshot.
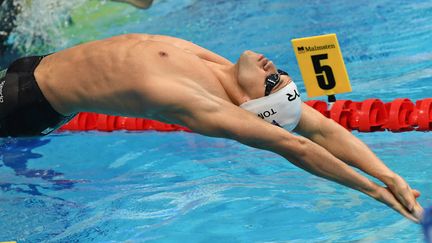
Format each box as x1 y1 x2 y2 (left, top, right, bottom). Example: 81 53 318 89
244 131 310 161
227 122 310 161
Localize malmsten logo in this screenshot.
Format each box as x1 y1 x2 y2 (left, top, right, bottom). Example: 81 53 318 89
297 44 336 54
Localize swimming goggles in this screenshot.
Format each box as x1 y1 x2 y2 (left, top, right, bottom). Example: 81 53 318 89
264 69 289 96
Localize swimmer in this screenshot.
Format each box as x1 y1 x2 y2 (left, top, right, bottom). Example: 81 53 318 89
0 34 424 223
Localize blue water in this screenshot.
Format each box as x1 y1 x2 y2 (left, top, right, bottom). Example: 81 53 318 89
1 0 432 242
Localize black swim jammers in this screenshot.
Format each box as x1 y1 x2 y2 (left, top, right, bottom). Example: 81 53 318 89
0 56 75 137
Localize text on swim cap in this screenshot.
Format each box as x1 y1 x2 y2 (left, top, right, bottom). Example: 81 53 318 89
258 108 277 119
287 89 300 101
257 89 300 119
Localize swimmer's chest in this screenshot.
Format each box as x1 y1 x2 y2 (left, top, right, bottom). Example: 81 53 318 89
145 46 231 101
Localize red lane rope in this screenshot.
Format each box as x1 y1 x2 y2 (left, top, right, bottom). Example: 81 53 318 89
59 98 432 133
59 113 191 133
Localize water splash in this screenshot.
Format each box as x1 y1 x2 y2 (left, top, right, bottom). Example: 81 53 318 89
3 0 88 54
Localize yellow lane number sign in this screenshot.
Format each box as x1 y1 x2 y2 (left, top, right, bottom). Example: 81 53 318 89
291 34 351 98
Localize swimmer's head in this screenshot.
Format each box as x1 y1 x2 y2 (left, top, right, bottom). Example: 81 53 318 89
236 51 302 131
236 50 291 100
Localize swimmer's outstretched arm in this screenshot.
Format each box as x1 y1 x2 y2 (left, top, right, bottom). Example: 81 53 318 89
293 104 423 220
174 95 420 222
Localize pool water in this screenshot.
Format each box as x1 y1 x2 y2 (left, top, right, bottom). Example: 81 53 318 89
1 0 432 242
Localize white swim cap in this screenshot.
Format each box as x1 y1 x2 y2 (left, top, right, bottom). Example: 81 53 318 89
240 81 302 131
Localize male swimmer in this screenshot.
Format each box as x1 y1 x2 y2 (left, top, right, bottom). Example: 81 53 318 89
0 34 424 222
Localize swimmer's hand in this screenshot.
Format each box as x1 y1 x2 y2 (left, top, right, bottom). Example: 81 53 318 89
382 174 424 221
370 184 423 223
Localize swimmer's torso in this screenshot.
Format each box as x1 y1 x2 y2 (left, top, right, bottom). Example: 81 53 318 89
34 34 234 122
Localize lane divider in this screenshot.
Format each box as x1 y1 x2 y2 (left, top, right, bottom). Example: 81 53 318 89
306 98 432 132
59 112 191 132
59 98 432 133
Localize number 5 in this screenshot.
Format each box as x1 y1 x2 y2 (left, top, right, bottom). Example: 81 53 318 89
311 54 336 90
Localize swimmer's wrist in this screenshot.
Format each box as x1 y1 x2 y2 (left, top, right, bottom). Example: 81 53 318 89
379 172 398 187
358 180 380 198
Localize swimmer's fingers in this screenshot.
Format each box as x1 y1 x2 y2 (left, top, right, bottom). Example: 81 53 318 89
374 186 420 223
410 191 424 220
413 189 421 199
386 174 419 213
